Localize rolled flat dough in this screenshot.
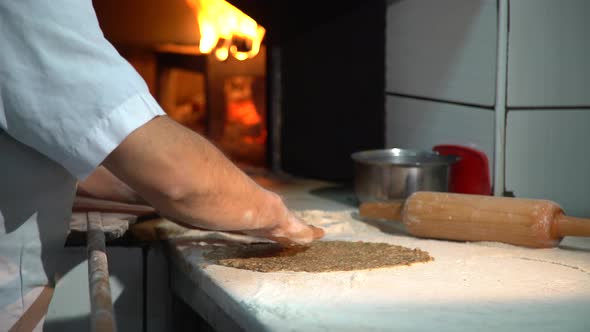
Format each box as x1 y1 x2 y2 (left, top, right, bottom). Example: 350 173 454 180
204 241 433 272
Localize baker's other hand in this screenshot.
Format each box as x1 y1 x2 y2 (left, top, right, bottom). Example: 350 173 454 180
77 166 146 204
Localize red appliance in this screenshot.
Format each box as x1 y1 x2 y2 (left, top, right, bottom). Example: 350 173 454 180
433 145 492 195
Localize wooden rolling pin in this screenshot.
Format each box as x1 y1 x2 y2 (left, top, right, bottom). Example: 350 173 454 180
359 192 590 248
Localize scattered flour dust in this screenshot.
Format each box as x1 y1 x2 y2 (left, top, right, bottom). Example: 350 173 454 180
293 209 376 239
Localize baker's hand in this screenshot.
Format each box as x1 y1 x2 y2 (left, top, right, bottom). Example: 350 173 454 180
263 210 325 246
241 192 325 245
103 116 324 245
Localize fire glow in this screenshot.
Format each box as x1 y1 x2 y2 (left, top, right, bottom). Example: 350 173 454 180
185 0 266 61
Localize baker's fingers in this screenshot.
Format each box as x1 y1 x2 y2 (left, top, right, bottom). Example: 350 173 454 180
310 225 325 240
268 212 324 245
243 211 324 245
267 226 323 246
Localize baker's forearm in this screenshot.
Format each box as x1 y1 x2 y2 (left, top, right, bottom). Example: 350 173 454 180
102 116 320 243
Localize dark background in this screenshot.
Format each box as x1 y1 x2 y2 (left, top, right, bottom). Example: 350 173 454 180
230 1 386 180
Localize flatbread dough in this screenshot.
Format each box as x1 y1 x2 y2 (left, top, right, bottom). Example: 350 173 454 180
204 241 433 272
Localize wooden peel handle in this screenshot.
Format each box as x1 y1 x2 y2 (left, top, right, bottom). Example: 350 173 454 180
555 214 590 238
359 201 404 221
73 196 156 216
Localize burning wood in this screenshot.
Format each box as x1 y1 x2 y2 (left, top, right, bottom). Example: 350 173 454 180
185 0 265 61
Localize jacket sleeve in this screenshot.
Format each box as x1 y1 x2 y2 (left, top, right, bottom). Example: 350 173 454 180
0 0 165 179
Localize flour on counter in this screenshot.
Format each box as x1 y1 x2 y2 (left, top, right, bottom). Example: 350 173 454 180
294 209 386 239
170 209 590 332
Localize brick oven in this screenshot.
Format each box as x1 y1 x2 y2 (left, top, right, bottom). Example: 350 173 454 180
93 0 386 180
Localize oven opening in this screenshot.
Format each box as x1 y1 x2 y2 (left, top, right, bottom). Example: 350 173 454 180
95 0 269 168
154 43 267 168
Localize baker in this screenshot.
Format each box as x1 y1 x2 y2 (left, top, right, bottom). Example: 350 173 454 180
0 1 322 330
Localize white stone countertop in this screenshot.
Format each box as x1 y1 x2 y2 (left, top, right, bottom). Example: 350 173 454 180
168 175 590 332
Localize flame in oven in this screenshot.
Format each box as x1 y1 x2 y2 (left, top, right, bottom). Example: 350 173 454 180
185 0 265 61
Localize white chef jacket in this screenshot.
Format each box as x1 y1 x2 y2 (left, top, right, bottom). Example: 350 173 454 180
0 1 165 330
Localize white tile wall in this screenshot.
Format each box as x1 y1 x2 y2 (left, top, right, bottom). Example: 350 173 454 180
386 0 590 213
506 110 590 216
385 95 495 177
508 0 590 107
386 0 497 106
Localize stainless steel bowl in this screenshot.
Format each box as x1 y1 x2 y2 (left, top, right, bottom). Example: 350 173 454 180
351 148 459 203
